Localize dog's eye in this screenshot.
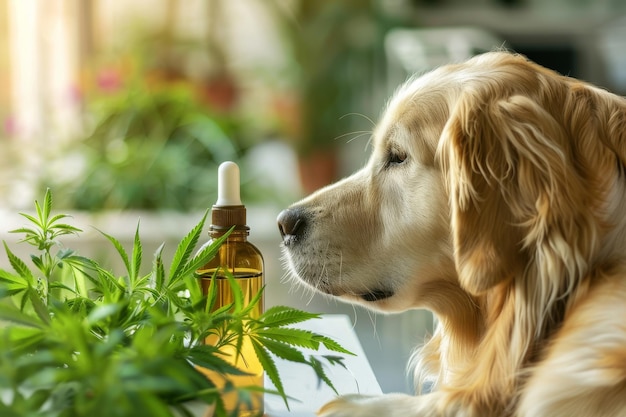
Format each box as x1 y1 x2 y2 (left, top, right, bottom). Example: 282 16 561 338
386 149 407 167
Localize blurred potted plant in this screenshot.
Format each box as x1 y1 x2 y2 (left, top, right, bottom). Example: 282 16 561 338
41 0 280 212
0 190 352 417
50 76 246 211
42 43 273 211
277 0 387 193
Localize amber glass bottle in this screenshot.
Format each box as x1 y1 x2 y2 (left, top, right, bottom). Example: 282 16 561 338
195 162 264 416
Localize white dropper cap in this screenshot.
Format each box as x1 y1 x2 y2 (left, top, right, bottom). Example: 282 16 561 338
211 161 247 231
215 161 242 206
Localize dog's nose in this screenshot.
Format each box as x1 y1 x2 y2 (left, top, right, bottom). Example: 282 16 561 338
277 208 306 244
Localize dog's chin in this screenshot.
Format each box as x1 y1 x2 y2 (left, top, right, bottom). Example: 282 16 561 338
282 250 398 309
293 272 397 309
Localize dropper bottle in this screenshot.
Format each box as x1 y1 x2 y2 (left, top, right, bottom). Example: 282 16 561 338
196 161 264 416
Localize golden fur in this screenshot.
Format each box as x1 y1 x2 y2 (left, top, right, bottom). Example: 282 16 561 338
277 51 626 417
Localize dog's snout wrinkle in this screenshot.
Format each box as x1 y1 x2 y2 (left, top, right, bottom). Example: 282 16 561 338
277 207 307 245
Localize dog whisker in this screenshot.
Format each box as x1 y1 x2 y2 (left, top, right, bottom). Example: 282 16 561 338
333 130 373 144
339 112 377 128
338 250 344 287
349 305 359 329
367 310 384 351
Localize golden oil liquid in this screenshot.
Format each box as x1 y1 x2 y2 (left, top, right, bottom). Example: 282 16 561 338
199 269 264 316
197 267 264 417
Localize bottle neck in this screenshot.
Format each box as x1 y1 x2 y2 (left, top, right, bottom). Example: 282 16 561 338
210 227 249 241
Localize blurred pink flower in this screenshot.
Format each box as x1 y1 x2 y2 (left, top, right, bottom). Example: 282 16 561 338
4 115 16 136
96 68 123 93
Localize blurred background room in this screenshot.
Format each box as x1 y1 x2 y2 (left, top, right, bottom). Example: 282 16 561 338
1 0 626 395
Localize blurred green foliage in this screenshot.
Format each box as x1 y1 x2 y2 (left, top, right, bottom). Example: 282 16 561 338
44 79 254 211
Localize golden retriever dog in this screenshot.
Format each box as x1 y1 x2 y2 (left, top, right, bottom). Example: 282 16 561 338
277 51 626 417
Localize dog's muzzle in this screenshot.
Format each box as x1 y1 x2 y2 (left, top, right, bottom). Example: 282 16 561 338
277 207 396 304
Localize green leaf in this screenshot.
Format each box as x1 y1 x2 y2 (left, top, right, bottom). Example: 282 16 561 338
130 222 143 286
168 211 207 285
0 402 23 417
208 302 235 321
313 334 355 355
204 273 218 314
0 303 45 328
27 287 50 324
50 223 82 237
250 338 288 408
41 187 53 225
94 328 125 357
321 355 349 369
0 326 45 354
181 231 231 280
0 269 29 294
132 273 152 295
224 271 244 313
254 328 321 350
309 357 339 394
182 273 203 305
16 212 42 230
258 306 320 327
231 322 245 370
26 389 55 412
71 268 89 299
153 243 166 292
49 281 77 294
65 296 96 317
30 254 44 271
8 226 39 237
188 346 251 377
48 213 74 225
253 337 307 364
92 265 126 300
61 254 99 298
85 303 124 327
99 229 131 277
239 285 264 317
3 242 35 285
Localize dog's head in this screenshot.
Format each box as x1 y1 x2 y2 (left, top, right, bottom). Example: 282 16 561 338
278 51 624 314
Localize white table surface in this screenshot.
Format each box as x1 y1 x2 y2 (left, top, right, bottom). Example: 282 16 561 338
264 314 382 417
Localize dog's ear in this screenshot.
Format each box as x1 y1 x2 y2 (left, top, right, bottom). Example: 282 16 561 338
438 90 598 295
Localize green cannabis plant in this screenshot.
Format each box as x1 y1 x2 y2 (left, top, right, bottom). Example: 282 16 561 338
0 190 352 417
